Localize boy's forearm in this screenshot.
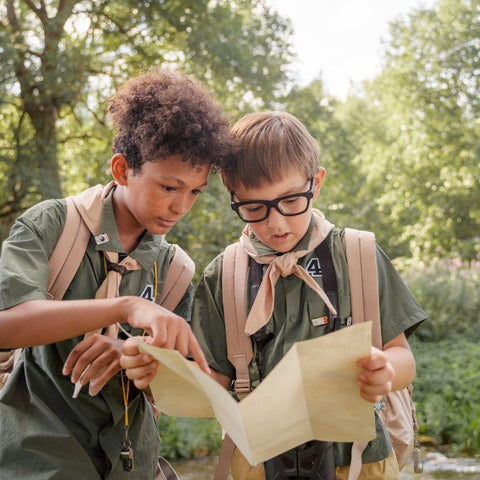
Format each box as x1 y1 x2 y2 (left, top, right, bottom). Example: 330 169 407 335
383 340 416 391
0 297 134 348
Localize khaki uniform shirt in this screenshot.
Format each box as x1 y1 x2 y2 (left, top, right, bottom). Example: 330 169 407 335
191 220 427 466
0 189 192 479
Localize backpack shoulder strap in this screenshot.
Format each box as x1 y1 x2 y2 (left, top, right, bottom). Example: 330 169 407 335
215 243 254 480
158 245 195 311
344 228 382 348
315 236 340 332
222 242 254 399
47 182 115 301
47 197 91 300
345 228 383 478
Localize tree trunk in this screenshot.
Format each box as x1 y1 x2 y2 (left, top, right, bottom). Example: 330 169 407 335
28 104 62 200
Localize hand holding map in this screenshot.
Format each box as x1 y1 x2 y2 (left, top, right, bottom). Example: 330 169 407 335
138 322 375 465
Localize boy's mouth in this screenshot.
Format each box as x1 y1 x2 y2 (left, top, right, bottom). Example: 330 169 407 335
157 217 177 229
272 232 290 242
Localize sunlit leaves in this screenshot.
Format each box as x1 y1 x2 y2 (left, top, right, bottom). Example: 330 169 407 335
0 0 294 236
351 0 480 261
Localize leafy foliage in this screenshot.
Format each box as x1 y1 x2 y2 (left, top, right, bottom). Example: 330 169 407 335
414 336 480 454
357 0 480 261
158 416 222 460
0 0 293 230
399 257 480 342
280 80 363 227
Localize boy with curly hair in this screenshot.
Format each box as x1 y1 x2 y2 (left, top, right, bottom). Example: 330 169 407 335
0 68 235 479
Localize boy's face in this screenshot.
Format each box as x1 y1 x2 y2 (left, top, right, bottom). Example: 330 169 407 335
112 153 209 236
233 169 324 253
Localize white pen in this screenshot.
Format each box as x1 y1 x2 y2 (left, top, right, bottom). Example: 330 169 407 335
72 363 91 399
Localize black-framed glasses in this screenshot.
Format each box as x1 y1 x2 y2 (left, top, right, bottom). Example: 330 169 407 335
230 178 314 223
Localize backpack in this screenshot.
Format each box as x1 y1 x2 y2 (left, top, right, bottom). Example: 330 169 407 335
0 182 194 392
215 228 420 480
344 229 421 473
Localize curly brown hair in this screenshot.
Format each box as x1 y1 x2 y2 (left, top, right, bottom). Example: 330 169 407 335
109 68 236 172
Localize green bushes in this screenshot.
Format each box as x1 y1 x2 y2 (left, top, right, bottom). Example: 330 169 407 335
403 258 480 454
158 416 222 460
399 257 480 342
413 337 480 454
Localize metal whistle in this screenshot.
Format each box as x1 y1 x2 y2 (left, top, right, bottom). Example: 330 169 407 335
120 446 134 472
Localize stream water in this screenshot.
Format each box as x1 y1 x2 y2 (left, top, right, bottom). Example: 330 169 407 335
170 451 480 479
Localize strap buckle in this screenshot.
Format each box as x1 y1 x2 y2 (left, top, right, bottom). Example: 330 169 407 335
234 378 251 398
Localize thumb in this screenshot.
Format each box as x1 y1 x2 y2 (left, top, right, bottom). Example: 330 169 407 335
121 336 147 355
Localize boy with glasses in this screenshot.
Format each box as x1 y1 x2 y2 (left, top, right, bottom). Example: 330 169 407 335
123 111 427 480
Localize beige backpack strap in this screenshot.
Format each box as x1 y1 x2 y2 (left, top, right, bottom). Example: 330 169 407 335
344 228 382 348
345 227 382 480
222 242 254 399
158 245 195 311
214 243 255 480
70 181 116 236
214 434 236 480
47 197 90 300
47 182 115 301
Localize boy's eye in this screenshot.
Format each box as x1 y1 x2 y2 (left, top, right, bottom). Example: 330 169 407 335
280 196 301 206
244 204 264 213
192 189 202 196
161 185 176 193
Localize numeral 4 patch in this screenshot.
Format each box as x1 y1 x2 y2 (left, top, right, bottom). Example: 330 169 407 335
305 258 322 277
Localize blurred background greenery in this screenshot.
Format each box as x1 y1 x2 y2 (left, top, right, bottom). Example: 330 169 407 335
1 0 479 461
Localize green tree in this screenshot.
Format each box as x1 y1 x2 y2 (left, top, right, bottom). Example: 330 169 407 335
0 0 293 235
365 0 480 261
281 79 364 228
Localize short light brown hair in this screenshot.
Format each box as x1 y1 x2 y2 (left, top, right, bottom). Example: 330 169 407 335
222 111 319 192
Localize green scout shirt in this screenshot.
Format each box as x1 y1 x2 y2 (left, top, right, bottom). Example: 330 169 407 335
191 217 427 466
0 187 193 479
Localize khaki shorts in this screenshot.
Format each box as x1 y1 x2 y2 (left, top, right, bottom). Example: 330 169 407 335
230 447 265 480
336 448 400 480
231 447 399 480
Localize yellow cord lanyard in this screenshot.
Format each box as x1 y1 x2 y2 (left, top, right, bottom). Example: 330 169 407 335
103 253 157 472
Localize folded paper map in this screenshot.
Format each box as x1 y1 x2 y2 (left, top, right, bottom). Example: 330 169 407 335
138 322 375 465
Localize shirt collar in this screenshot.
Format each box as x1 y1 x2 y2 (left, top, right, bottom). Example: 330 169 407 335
94 187 164 270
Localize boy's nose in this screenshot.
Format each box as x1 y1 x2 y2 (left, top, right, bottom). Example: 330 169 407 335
170 193 193 217
266 206 285 227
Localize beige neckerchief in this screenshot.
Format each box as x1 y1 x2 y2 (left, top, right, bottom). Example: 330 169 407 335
90 251 142 338
76 181 142 338
239 209 337 336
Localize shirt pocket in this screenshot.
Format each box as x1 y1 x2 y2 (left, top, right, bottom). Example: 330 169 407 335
305 289 330 330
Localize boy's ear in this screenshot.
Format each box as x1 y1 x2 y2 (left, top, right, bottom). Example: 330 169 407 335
313 168 326 199
110 154 129 185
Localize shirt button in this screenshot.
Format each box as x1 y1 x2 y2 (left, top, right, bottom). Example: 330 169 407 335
289 315 298 324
